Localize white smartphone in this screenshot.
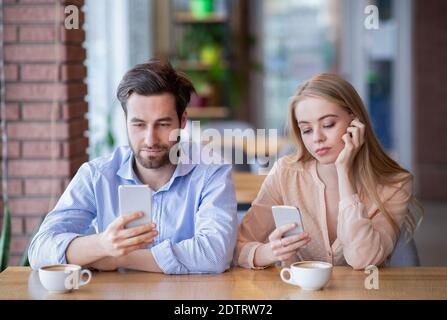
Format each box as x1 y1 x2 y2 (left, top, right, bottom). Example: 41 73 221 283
118 185 152 229
272 205 304 237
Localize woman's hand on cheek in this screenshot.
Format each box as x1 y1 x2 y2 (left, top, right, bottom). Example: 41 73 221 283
335 118 365 172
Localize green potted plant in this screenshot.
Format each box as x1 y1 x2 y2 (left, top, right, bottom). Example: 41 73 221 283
177 24 226 108
0 205 11 272
179 24 225 65
1 87 12 272
190 0 214 19
200 44 221 66
176 14 263 113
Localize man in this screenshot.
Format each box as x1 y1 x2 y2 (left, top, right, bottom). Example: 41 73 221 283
28 59 237 274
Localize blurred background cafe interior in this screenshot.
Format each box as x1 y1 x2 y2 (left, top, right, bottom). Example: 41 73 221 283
1 0 446 268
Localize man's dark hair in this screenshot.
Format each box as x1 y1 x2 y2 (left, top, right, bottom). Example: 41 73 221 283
116 59 195 120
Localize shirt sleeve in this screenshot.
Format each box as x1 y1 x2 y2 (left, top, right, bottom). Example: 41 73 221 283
28 163 97 269
337 177 413 270
234 160 283 269
151 164 237 274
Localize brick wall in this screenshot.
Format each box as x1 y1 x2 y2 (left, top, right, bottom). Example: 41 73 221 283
414 0 447 201
1 0 89 265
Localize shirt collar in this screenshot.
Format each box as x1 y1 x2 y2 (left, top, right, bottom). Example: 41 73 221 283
116 150 140 183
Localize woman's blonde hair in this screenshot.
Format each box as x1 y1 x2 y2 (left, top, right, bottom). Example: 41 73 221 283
287 73 423 238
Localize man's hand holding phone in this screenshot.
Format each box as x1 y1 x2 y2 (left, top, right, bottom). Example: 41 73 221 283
98 212 158 258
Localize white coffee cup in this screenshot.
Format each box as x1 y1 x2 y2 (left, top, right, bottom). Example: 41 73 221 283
280 261 333 291
38 264 92 293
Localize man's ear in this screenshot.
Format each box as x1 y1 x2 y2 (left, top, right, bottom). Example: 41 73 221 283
180 111 187 129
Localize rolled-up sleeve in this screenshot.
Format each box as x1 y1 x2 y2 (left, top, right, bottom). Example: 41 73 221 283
151 164 237 274
28 163 97 269
234 161 283 269
337 177 413 270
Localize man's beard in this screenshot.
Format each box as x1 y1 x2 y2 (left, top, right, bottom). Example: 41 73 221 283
131 143 173 169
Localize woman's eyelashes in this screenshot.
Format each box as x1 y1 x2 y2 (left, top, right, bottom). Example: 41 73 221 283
301 128 311 134
300 122 336 135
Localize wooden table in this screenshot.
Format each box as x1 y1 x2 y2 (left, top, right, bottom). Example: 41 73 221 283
1 266 446 300
232 172 266 205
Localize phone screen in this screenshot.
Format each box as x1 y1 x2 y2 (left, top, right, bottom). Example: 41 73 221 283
118 185 152 228
272 206 304 237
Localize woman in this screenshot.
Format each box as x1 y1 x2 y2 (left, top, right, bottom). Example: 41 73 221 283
234 73 422 270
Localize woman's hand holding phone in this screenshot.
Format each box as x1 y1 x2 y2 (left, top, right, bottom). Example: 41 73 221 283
335 118 365 173
266 225 311 263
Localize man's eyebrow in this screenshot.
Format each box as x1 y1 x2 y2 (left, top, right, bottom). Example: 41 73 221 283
298 114 339 125
129 117 174 123
156 117 173 122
